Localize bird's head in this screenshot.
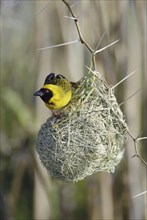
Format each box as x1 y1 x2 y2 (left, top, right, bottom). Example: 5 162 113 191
34 88 53 103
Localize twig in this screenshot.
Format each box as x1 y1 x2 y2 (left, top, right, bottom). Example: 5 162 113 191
62 0 93 53
134 155 147 166
127 131 147 167
61 0 96 70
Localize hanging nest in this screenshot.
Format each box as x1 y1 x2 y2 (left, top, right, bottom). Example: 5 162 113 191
36 71 128 182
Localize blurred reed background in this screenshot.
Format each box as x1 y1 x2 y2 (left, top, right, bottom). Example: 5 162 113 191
1 1 147 220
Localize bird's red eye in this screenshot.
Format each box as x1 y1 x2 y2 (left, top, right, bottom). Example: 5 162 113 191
45 89 49 93
40 88 52 94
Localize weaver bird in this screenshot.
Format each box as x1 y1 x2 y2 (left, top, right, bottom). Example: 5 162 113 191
34 73 72 112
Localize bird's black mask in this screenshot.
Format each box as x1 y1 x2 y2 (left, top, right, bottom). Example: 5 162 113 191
34 88 53 103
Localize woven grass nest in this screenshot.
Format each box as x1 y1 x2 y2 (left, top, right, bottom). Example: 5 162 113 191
36 71 128 182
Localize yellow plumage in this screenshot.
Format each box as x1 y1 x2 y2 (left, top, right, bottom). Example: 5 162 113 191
34 73 72 111
43 84 72 110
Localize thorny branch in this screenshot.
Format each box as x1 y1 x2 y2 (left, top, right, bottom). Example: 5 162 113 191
62 0 93 51
61 1 119 74
38 0 119 70
62 0 96 69
127 131 147 167
62 0 147 167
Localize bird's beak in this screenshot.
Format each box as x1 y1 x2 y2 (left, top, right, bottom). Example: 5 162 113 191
33 90 43 97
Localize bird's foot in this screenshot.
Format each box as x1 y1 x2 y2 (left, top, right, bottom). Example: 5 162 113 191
70 81 79 88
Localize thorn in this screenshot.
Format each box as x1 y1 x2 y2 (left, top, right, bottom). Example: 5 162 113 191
132 191 147 198
64 15 77 21
137 137 147 141
119 88 142 106
37 39 79 51
95 32 106 52
131 154 138 158
94 39 120 54
111 69 137 90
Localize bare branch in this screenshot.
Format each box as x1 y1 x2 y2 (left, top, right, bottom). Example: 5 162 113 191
127 131 147 167
61 0 94 53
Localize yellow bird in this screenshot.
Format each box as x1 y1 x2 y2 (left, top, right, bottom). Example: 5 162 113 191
34 73 72 111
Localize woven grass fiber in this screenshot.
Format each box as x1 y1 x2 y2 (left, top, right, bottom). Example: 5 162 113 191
36 71 128 182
